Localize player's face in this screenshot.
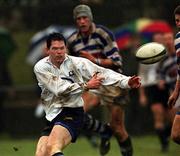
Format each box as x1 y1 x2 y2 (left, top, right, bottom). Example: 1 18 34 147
48 40 67 67
76 16 92 34
175 14 180 29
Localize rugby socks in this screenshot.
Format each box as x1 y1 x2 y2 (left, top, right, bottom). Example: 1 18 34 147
52 152 64 156
164 124 172 137
116 136 133 156
83 113 112 136
156 128 169 152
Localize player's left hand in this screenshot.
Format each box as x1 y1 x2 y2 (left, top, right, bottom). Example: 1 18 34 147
128 75 141 88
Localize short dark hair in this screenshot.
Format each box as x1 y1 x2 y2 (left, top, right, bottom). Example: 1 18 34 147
174 5 180 15
46 32 66 49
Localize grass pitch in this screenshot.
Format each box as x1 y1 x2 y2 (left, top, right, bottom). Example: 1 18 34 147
0 135 179 156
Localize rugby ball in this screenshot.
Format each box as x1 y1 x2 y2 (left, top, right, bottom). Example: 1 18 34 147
135 42 166 64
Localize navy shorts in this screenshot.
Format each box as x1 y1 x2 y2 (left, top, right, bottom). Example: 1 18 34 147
145 84 169 108
41 107 84 143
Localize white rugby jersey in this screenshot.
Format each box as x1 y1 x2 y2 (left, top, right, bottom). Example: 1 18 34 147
34 55 131 121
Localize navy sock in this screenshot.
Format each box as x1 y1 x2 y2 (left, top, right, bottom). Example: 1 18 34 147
52 152 64 156
116 136 133 156
156 128 169 151
83 113 111 134
164 124 172 137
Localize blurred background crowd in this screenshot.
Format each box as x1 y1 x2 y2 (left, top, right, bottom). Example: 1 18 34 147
0 0 179 147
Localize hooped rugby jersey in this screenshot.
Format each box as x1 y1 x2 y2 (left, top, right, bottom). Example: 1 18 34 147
67 23 122 72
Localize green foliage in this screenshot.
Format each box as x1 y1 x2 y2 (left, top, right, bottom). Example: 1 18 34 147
9 31 36 85
0 135 179 156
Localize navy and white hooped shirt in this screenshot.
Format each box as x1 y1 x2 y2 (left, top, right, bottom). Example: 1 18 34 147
175 31 180 80
67 23 122 72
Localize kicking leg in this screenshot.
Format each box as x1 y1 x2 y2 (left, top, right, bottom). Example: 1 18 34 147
35 136 48 156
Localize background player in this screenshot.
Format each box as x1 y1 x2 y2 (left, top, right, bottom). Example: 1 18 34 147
168 5 180 145
68 4 134 156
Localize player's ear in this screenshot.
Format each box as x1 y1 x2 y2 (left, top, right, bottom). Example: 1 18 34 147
44 46 50 55
43 46 50 56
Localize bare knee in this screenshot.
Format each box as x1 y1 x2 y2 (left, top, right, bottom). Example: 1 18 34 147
110 106 128 140
111 118 125 131
151 104 165 129
111 116 128 141
35 136 48 156
111 113 125 131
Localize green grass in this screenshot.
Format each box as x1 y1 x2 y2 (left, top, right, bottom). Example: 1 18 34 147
0 135 179 156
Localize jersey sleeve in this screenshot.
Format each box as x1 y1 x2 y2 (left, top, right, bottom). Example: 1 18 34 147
97 26 123 69
34 62 83 97
76 57 130 89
